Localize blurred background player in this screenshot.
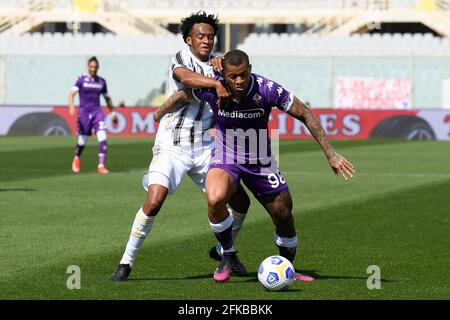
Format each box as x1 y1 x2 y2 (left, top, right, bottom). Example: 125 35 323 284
157 49 355 282
111 12 250 281
69 56 117 174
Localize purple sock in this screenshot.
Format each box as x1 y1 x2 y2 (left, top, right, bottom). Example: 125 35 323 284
98 141 107 166
75 144 85 158
215 225 233 251
210 214 234 252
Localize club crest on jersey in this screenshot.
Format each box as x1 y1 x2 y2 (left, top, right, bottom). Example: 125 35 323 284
253 93 262 105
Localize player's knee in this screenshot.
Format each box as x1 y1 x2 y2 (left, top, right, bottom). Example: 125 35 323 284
273 209 294 227
143 195 165 216
280 192 293 212
206 190 228 211
96 130 107 142
77 135 89 146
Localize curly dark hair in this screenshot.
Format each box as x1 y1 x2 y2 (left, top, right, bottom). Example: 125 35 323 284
180 11 219 43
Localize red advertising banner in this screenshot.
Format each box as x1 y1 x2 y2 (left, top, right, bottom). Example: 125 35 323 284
1 106 449 140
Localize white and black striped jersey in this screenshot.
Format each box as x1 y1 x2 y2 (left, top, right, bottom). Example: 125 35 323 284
155 48 217 147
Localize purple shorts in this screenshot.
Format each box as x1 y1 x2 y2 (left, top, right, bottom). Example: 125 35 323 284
77 110 105 136
209 161 289 199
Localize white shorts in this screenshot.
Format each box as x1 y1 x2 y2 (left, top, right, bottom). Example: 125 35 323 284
142 143 212 195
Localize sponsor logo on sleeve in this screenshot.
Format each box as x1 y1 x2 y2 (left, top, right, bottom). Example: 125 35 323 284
281 95 293 110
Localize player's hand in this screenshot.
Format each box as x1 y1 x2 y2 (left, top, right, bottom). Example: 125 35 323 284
154 110 162 123
111 111 118 125
327 152 355 180
211 55 224 74
215 81 230 108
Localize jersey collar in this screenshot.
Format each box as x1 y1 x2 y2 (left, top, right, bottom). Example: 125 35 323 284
245 74 255 97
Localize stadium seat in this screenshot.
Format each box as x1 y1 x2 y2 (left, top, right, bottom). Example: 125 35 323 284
0 31 449 108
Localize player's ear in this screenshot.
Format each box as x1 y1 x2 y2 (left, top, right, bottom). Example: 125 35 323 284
186 36 192 47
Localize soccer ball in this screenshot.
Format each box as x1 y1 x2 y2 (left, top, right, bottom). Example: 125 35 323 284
257 255 295 291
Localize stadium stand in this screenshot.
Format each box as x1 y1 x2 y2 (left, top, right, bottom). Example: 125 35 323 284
0 0 449 108
2 54 171 106
0 32 185 55
2 0 450 34
238 32 450 56
1 31 448 108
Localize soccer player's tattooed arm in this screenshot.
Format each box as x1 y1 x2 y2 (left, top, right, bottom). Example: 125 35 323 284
153 89 192 123
287 96 355 180
173 67 229 106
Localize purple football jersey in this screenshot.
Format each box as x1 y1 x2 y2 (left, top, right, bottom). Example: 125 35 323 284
193 73 294 165
73 75 108 113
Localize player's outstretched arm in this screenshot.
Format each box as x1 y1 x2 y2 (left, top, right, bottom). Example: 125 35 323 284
153 89 191 123
287 97 355 180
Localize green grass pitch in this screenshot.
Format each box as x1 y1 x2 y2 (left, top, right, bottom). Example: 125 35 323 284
0 136 449 299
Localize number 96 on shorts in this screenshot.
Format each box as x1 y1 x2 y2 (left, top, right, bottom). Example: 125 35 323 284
267 170 286 189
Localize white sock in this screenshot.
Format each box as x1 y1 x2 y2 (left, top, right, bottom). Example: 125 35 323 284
217 205 247 256
120 208 155 266
274 232 298 248
228 204 247 241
